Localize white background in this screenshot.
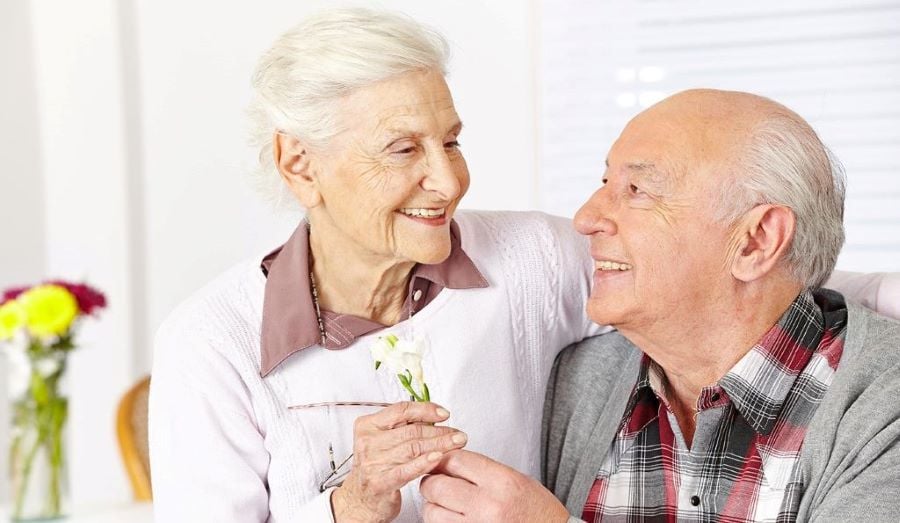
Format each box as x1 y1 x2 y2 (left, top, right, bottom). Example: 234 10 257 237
1 0 897 510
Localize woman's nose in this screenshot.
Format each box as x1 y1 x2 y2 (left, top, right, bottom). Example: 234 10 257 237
420 150 461 201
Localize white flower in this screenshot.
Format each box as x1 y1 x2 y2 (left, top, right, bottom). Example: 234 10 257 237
35 356 61 378
392 338 426 384
369 336 394 367
370 332 430 401
4 342 32 399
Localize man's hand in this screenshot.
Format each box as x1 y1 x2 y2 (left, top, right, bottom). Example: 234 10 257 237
419 450 570 522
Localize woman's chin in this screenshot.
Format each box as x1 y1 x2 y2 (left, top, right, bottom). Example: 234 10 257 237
404 240 452 266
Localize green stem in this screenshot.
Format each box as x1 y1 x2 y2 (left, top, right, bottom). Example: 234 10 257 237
47 399 66 515
12 429 41 519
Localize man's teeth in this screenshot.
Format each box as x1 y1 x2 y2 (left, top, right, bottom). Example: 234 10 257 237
400 208 446 218
596 260 632 271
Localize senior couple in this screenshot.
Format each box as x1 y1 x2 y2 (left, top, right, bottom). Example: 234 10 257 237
148 8 900 523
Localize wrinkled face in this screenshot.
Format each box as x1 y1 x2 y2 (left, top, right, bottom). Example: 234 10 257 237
573 108 736 331
309 68 469 265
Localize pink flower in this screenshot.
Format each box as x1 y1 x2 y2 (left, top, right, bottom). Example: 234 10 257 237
1 287 29 306
45 280 107 316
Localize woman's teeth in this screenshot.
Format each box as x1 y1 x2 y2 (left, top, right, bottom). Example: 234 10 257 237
400 208 446 218
596 260 632 271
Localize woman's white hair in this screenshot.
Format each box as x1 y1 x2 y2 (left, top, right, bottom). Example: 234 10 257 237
247 8 450 207
717 109 846 289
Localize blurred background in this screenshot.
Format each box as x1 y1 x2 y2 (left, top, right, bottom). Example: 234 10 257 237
1 0 898 512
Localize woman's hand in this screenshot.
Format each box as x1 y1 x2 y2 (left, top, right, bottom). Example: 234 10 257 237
331 401 468 523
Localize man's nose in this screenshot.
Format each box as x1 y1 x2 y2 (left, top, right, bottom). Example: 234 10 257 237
574 188 617 237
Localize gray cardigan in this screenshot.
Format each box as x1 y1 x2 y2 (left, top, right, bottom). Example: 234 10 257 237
542 301 900 522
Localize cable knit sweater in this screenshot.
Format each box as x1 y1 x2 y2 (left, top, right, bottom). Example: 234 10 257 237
148 211 604 522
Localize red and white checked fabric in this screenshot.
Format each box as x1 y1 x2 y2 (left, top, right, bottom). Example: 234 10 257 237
582 290 848 522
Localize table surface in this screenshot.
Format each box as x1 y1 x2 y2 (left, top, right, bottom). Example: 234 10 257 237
0 502 153 522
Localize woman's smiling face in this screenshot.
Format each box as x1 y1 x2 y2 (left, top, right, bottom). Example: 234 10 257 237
302 68 470 266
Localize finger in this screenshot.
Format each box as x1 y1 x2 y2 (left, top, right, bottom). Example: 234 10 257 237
389 423 461 448
383 448 447 491
387 429 468 462
420 474 478 515
433 450 508 486
422 501 466 523
366 401 451 430
359 423 459 455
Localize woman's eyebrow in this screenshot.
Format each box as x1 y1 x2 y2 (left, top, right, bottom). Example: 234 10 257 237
380 120 464 150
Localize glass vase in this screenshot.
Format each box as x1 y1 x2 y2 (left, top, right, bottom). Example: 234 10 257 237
8 361 69 521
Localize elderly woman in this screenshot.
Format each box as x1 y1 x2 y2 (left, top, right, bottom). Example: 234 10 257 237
148 8 897 523
148 8 599 522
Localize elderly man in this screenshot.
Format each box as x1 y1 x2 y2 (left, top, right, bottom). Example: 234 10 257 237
419 89 900 522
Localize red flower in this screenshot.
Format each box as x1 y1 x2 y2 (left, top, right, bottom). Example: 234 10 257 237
1 286 28 306
46 280 107 316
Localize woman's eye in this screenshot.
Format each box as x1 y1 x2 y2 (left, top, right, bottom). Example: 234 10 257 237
601 177 609 186
390 145 417 155
629 184 644 195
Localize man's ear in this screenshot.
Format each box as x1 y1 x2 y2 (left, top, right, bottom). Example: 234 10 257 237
273 132 323 208
730 204 796 283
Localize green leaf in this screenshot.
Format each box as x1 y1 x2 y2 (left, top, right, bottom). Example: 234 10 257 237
374 361 381 370
422 382 431 402
385 334 399 346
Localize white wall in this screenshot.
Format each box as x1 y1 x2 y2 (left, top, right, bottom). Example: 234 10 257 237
0 0 47 505
28 0 139 508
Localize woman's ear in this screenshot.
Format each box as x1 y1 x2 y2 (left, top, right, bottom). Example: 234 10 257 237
730 204 796 283
273 132 323 208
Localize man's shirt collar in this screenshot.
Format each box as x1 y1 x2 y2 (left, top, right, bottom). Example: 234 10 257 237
631 291 828 435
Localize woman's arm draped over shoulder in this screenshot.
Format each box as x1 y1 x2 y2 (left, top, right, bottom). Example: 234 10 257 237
826 270 900 320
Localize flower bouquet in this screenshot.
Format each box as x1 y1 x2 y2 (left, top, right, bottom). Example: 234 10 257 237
0 281 106 521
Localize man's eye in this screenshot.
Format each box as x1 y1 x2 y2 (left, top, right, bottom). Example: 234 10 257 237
444 140 461 149
629 184 644 195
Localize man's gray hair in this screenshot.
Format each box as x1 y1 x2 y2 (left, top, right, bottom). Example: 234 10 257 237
717 110 846 289
246 8 450 206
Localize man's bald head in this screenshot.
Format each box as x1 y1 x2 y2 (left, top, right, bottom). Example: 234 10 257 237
632 88 845 288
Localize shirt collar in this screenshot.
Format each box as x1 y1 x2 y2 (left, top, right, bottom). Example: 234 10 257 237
630 291 827 435
719 291 824 434
258 219 487 377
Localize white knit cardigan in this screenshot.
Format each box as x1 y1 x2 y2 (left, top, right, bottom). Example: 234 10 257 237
149 211 603 522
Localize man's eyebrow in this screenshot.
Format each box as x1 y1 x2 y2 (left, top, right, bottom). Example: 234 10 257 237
624 161 658 173
624 162 668 185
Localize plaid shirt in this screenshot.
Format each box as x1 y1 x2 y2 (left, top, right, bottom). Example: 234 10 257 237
582 290 848 523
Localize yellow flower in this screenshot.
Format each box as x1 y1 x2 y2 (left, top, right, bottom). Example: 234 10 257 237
0 300 27 340
19 284 79 338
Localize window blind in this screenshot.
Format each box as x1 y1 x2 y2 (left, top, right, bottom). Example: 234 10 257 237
538 0 900 271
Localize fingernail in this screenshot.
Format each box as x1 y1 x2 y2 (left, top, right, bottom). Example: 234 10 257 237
427 451 442 461
452 433 467 445
435 407 450 418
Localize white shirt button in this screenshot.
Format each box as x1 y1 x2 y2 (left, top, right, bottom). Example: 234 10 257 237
413 289 423 302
